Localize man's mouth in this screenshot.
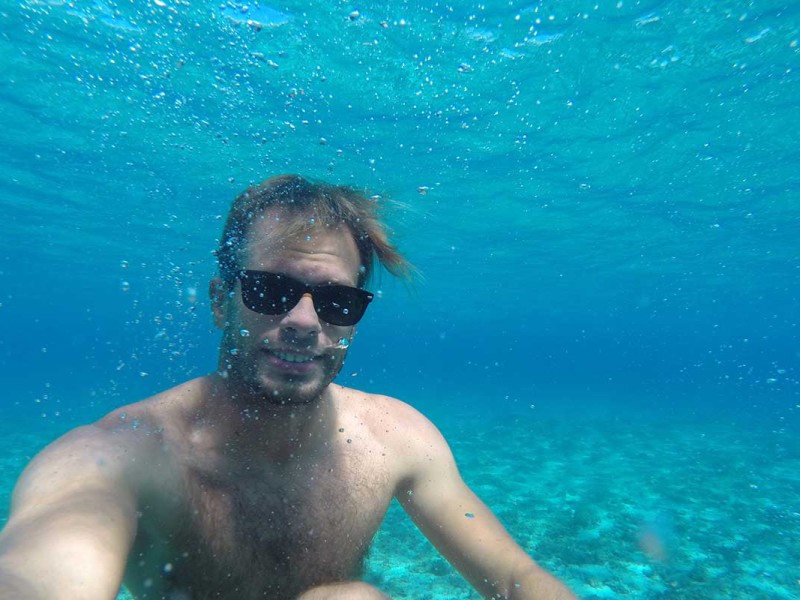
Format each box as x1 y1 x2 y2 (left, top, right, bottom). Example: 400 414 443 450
270 350 317 364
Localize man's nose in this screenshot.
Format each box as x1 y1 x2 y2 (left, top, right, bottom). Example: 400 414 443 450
282 293 322 335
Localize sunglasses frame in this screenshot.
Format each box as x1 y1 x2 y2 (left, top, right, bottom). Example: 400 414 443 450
237 269 374 326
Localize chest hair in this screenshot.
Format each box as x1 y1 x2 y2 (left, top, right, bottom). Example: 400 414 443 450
173 451 390 599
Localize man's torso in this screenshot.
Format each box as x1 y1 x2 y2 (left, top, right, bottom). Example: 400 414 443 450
106 379 399 600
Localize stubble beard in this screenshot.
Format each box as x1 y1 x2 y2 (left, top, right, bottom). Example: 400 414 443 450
219 341 347 409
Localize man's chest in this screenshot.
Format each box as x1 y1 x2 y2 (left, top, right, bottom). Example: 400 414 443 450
131 453 394 599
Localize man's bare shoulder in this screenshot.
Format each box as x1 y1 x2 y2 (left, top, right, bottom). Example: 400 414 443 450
332 384 437 429
12 376 213 509
8 422 140 520
331 384 452 471
94 375 213 434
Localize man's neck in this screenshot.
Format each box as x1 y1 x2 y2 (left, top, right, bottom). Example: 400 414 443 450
197 373 336 466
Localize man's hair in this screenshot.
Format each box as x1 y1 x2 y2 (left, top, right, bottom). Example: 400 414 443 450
216 174 412 288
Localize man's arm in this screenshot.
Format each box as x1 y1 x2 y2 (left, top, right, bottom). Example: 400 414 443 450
0 426 138 599
391 405 576 600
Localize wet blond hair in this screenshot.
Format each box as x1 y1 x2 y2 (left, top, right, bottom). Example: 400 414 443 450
217 174 412 288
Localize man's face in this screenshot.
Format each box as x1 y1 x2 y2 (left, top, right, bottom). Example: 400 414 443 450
212 212 363 407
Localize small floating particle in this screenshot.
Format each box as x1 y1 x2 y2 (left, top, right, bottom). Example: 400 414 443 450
744 28 770 43
635 13 660 26
219 4 291 28
417 185 430 195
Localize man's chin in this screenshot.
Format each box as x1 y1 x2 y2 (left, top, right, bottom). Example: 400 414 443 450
261 391 321 407
220 362 338 408
251 377 330 408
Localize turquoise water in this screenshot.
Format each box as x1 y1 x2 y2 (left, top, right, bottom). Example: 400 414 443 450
1 0 798 598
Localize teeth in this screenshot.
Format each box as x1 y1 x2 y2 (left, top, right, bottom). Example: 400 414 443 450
273 351 314 363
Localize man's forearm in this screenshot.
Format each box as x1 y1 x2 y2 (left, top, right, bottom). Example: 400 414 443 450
296 581 391 600
508 563 577 600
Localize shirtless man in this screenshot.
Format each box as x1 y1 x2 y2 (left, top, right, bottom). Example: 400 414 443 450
0 175 576 600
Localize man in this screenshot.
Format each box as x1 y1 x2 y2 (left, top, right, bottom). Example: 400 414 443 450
0 175 576 599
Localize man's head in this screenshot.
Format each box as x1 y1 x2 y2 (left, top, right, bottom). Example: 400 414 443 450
216 174 410 289
210 175 410 407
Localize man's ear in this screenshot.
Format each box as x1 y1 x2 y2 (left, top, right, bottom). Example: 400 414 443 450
209 277 229 329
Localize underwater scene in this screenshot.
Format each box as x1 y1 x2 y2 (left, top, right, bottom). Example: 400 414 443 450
1 0 798 598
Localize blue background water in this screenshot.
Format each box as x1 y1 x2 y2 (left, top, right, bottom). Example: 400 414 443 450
1 0 799 597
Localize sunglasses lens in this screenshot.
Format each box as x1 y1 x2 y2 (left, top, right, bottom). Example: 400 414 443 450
314 287 373 326
240 272 299 315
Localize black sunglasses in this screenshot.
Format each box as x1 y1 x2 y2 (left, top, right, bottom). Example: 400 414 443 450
237 270 373 326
